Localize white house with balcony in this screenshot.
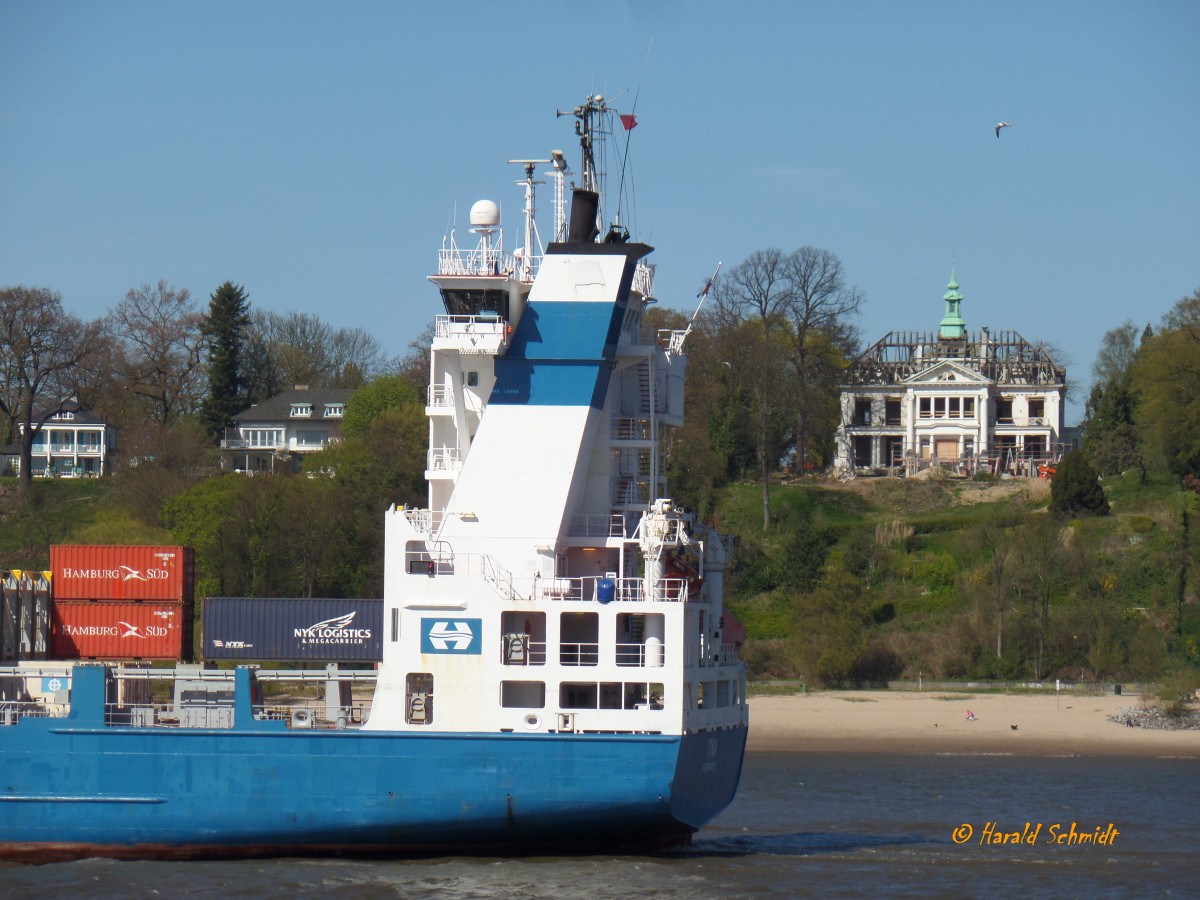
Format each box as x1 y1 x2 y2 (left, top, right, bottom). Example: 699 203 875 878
833 270 1068 477
4 400 116 478
220 387 351 473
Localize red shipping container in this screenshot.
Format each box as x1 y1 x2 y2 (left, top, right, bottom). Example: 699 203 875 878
51 601 186 661
50 545 195 602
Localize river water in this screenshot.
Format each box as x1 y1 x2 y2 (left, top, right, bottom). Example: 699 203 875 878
3 751 1196 897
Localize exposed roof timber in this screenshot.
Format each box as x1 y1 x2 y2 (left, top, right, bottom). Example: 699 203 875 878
844 330 1065 386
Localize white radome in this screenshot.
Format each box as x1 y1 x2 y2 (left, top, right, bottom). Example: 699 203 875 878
469 199 501 227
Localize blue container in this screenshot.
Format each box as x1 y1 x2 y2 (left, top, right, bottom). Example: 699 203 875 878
203 597 383 661
597 578 616 603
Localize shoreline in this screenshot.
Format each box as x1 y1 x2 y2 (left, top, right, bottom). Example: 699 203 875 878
745 690 1199 757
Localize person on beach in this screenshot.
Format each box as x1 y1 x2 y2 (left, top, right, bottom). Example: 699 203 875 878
966 709 976 721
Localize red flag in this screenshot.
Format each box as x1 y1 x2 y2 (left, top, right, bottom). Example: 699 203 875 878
620 114 638 131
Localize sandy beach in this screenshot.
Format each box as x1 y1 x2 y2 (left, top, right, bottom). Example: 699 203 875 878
747 690 1200 757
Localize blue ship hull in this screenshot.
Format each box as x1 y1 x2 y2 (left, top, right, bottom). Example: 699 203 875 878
0 668 746 861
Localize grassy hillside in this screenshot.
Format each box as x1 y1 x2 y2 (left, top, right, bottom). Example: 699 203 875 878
717 471 1200 687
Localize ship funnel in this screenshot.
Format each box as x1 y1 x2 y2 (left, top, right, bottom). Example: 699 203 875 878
567 189 600 243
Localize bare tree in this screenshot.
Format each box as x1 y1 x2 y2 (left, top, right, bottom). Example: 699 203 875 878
246 310 390 395
783 247 863 468
712 247 792 331
706 246 862 525
0 286 104 490
106 280 206 424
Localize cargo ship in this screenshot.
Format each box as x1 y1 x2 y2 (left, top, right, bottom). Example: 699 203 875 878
0 94 748 861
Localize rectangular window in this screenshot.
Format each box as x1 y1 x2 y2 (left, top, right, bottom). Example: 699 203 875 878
625 682 665 710
500 681 545 709
466 371 479 387
502 611 545 665
855 399 872 426
390 607 399 642
996 399 1014 424
560 612 599 666
963 397 976 418
885 399 902 426
919 398 932 418
405 541 434 576
324 403 344 417
1028 398 1045 422
405 673 433 725
560 682 598 709
295 430 326 447
616 613 665 667
949 397 960 418
599 682 623 709
290 403 313 417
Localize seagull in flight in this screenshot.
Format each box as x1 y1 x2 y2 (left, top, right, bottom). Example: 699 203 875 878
995 122 1014 138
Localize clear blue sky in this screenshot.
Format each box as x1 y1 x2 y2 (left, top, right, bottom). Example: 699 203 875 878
3 1 1197 424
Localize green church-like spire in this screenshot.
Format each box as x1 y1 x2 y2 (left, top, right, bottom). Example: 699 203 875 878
938 266 966 340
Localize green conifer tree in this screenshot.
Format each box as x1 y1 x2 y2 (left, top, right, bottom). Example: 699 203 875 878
1049 450 1110 518
199 281 251 441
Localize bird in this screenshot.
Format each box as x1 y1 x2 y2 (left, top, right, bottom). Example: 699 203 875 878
1010 724 1019 731
995 122 1014 138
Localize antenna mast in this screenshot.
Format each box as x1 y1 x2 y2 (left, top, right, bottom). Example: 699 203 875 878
507 158 550 281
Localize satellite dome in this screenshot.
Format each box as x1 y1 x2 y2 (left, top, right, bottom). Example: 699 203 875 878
470 200 500 227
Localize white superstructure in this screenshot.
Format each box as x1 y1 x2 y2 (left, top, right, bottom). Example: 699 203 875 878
364 96 747 741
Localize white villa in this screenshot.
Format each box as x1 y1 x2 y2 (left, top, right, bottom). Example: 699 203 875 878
2 401 117 478
220 387 352 473
834 270 1067 477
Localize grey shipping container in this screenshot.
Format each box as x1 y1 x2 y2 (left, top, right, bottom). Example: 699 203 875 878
203 597 383 662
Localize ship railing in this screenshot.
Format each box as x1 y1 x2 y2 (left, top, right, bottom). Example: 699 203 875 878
427 447 463 472
255 701 373 730
611 417 652 441
426 384 485 415
402 507 440 534
633 261 655 298
500 635 547 666
104 701 232 728
658 328 689 356
0 701 53 726
97 700 374 730
433 314 511 355
481 554 514 601
435 246 516 279
536 575 688 603
435 314 508 338
615 642 667 667
559 642 600 666
567 512 631 538
686 640 742 669
395 556 692 603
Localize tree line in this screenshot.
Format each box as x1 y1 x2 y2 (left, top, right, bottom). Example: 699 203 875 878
0 280 412 492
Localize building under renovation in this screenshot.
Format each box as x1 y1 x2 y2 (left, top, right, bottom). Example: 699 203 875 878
834 270 1067 477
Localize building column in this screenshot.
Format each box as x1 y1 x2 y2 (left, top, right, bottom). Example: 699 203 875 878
978 390 989 457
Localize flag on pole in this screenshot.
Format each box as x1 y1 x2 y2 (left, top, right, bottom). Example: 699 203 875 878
620 114 638 131
697 265 720 299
